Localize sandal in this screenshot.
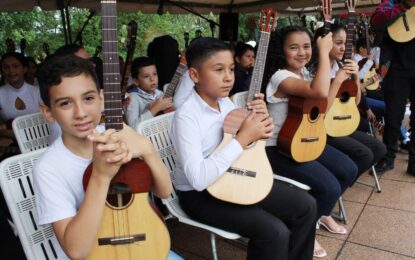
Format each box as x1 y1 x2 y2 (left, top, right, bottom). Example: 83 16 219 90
319 216 347 235
314 239 327 258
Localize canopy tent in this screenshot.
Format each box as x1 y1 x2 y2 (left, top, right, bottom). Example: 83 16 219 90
0 0 381 15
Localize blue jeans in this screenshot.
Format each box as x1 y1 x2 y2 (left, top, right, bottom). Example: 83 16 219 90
266 145 357 217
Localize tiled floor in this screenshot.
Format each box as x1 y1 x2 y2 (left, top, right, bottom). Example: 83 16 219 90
167 151 415 259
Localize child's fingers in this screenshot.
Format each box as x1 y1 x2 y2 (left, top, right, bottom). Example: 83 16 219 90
88 129 116 143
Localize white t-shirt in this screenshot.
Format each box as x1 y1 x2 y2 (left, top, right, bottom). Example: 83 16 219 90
265 68 312 146
0 82 42 122
33 136 91 259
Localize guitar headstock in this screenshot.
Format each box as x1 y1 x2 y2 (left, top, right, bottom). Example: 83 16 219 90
126 20 137 51
19 38 27 55
360 13 368 26
321 0 333 21
345 0 357 12
258 8 278 33
6 38 15 53
43 43 50 56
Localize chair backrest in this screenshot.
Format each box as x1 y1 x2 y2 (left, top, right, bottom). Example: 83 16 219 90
0 149 58 260
12 112 50 153
231 91 248 109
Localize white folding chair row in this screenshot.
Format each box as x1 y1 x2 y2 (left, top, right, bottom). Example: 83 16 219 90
12 112 50 153
0 149 58 260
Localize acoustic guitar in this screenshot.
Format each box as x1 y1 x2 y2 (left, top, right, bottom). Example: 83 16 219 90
388 7 415 43
82 1 170 259
277 0 331 163
207 8 277 205
324 0 360 137
360 13 379 91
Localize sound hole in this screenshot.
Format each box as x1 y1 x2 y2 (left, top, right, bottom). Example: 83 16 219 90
309 107 320 121
339 92 350 103
106 183 132 209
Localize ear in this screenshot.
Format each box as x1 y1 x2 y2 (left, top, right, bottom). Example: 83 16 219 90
39 104 55 123
235 56 241 64
188 67 200 84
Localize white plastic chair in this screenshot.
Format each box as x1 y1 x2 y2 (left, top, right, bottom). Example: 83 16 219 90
12 112 50 153
137 112 240 260
0 149 59 260
231 91 248 109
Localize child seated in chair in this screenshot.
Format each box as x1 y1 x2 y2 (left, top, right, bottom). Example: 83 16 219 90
125 57 173 130
171 37 317 259
34 55 172 259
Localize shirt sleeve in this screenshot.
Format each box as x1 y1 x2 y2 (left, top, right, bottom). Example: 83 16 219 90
173 71 194 109
266 70 299 103
125 94 153 130
371 0 407 29
359 60 374 80
173 111 243 191
34 161 77 225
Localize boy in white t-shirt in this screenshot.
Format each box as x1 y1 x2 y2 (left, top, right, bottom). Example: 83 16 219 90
34 55 172 259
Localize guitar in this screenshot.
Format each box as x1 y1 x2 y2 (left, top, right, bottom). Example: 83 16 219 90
207 8 277 205
277 0 331 163
19 38 27 56
93 45 102 58
121 20 137 95
360 13 379 91
82 1 170 259
148 50 187 115
324 0 360 137
388 7 415 43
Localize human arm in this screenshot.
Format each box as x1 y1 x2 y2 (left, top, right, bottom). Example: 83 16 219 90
149 96 173 115
125 94 153 130
277 33 333 98
52 130 130 259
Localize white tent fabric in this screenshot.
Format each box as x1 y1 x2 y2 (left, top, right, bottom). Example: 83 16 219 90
0 0 380 14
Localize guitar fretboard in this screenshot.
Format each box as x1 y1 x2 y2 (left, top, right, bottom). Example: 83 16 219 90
164 63 187 98
102 0 123 131
344 11 356 61
246 28 272 104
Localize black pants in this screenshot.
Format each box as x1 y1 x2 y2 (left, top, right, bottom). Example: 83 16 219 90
328 130 386 178
383 70 415 158
178 181 317 260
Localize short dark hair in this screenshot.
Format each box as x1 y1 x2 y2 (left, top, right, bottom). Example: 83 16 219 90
130 56 155 79
37 55 99 107
54 44 84 56
234 42 255 58
186 37 233 68
356 37 368 51
1 52 27 69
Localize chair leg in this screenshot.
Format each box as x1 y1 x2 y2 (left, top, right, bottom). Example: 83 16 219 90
331 197 348 224
210 233 219 260
356 165 382 192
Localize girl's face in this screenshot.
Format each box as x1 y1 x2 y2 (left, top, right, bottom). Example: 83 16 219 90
283 31 312 72
329 29 346 61
1 56 26 88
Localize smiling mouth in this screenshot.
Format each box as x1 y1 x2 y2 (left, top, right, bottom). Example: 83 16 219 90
74 122 92 131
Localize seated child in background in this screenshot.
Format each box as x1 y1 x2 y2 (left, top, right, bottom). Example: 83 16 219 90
125 57 173 129
34 55 172 259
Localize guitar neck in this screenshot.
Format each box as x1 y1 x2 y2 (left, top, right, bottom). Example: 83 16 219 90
101 0 123 131
164 63 187 98
246 30 271 104
344 10 356 61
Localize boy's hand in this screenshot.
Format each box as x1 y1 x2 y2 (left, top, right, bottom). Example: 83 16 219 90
88 129 132 182
247 93 269 115
151 97 173 114
235 111 273 148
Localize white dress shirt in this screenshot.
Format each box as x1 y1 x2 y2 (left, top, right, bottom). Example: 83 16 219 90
171 89 243 191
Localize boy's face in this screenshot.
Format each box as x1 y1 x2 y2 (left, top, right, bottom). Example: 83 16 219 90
189 50 235 102
135 65 158 94
40 74 103 141
236 49 255 70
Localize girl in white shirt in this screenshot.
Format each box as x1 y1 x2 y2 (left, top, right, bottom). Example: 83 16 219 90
262 26 359 258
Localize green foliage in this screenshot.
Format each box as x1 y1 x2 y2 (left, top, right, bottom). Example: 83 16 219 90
0 7 259 62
